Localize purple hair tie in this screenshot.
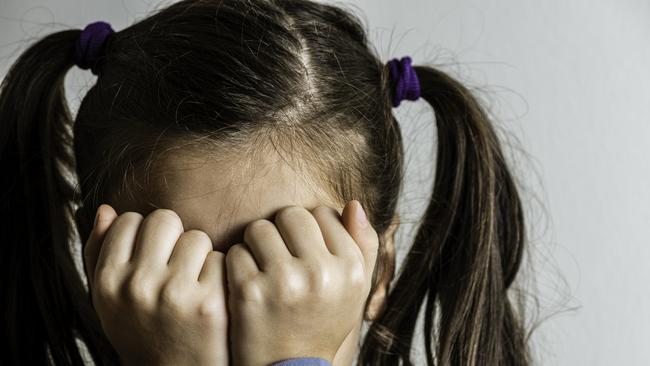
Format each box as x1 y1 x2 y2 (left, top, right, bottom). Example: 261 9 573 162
386 56 421 108
74 21 115 75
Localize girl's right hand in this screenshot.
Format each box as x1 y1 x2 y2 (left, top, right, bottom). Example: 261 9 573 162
83 204 229 366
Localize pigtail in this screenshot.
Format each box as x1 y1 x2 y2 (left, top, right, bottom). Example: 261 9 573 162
360 65 529 365
0 31 116 365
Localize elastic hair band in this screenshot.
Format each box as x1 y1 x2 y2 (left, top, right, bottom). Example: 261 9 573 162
74 21 115 75
386 56 421 108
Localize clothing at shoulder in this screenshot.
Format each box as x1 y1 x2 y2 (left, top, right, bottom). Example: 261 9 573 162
271 357 332 366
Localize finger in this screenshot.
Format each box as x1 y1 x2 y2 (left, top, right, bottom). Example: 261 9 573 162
131 209 184 269
198 251 227 287
167 230 213 282
225 243 259 285
243 219 292 271
273 206 329 259
95 210 143 275
341 200 379 282
83 204 118 287
310 205 358 258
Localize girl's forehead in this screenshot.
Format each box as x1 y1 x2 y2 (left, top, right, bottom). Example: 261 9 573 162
124 150 341 252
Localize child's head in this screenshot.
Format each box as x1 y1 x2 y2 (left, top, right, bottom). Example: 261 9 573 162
0 0 530 365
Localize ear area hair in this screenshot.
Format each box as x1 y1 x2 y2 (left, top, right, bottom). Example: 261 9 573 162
363 213 398 321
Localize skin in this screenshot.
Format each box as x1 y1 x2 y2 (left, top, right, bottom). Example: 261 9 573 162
97 147 398 365
86 207 230 365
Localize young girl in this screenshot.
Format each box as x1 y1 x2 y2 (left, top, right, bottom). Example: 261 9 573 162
0 0 531 365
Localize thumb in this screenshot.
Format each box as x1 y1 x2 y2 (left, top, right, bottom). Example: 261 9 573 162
341 200 379 285
83 203 118 289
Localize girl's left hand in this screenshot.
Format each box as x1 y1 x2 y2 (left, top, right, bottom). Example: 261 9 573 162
225 200 379 366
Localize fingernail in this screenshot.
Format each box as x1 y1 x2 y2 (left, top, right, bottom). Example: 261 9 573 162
355 200 368 229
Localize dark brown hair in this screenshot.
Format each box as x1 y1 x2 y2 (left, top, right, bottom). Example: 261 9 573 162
0 0 531 364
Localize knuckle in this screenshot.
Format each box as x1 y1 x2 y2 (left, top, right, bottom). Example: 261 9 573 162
278 272 308 303
159 282 188 311
274 263 295 284
308 266 333 292
234 278 264 303
347 260 366 289
198 295 227 325
124 271 157 306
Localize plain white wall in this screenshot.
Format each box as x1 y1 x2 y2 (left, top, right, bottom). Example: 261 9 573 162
1 0 648 364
